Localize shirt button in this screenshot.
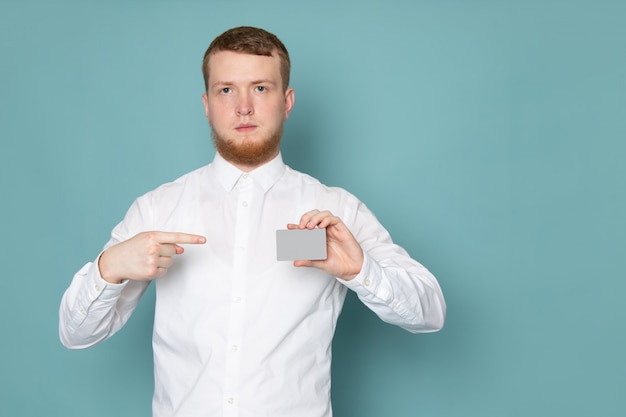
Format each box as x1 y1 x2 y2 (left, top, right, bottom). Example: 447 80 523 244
227 397 235 405
231 345 239 352
242 201 248 207
95 284 101 292
364 279 371 287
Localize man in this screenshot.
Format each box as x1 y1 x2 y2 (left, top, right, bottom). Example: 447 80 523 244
59 26 446 417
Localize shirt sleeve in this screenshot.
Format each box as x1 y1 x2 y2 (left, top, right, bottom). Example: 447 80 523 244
338 199 446 334
59 197 152 349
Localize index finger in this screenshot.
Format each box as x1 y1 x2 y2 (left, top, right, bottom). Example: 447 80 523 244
297 209 322 229
152 231 206 245
299 210 335 229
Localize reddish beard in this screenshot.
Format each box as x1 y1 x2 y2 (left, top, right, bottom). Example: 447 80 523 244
211 124 283 169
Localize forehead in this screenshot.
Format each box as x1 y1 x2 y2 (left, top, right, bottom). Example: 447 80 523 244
208 50 282 85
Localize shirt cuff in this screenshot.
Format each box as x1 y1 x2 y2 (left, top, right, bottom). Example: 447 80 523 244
338 253 393 304
89 251 129 301
66 255 128 334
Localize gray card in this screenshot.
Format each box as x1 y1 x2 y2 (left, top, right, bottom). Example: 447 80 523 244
276 228 327 261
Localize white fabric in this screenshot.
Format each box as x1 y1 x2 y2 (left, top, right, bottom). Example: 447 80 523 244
59 153 446 417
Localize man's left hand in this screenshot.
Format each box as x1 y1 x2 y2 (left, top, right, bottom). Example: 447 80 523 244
287 210 364 280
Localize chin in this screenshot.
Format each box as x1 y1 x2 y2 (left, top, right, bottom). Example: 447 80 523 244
212 126 282 168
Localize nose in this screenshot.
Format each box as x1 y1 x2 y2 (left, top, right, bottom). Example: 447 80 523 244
236 92 254 116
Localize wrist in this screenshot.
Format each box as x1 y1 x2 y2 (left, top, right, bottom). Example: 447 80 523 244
339 255 364 281
98 250 124 284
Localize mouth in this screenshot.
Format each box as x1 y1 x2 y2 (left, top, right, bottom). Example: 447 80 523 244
235 123 257 133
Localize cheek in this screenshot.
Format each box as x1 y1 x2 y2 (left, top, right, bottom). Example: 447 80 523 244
263 102 287 121
207 104 231 125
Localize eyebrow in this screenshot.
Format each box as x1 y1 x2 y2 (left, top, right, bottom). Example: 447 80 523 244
211 78 278 88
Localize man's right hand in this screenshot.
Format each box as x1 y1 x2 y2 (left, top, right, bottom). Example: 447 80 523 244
98 231 207 284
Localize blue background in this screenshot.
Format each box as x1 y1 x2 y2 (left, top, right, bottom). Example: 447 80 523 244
1 0 625 416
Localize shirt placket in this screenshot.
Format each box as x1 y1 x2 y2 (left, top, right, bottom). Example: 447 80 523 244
223 173 252 416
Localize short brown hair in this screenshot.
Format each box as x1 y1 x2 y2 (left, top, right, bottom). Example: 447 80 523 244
202 26 291 91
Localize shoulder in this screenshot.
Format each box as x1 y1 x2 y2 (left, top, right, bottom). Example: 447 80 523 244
135 163 213 205
280 165 366 215
283 165 355 195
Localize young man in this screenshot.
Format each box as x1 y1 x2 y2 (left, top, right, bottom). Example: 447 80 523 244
59 26 446 417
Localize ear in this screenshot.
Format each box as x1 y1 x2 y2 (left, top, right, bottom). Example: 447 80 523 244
283 88 295 120
202 93 211 123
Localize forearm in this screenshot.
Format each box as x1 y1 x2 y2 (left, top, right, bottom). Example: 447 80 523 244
59 258 148 349
341 253 446 333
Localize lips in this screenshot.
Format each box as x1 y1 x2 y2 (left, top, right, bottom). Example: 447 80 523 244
235 123 257 133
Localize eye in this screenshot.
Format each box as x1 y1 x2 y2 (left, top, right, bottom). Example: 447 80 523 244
220 87 231 94
255 86 266 92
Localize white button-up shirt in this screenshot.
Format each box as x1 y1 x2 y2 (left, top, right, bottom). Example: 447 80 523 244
59 153 446 417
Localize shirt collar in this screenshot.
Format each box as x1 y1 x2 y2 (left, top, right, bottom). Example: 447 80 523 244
212 152 286 192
